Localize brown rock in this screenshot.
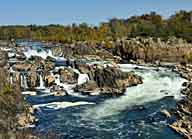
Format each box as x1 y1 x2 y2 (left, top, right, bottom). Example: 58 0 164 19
27 72 38 90
59 68 78 84
45 75 55 87
14 63 32 71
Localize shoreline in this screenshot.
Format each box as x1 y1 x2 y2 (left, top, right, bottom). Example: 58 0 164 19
168 64 192 139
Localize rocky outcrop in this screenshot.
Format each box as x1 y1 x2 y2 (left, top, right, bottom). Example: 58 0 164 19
75 63 92 74
45 74 55 87
27 72 38 90
51 43 115 61
50 85 68 96
59 68 79 84
91 66 143 88
170 64 192 139
75 66 143 96
17 112 37 128
175 64 192 81
113 37 192 64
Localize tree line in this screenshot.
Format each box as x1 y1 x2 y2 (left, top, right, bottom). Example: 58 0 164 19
0 10 192 43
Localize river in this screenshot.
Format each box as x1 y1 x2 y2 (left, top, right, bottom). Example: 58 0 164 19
16 40 186 139
26 64 185 139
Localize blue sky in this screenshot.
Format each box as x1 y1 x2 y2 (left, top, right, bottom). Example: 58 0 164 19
0 0 191 25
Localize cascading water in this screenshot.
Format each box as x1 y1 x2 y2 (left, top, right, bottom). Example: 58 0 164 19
27 64 186 139
37 73 45 89
20 73 28 89
24 48 55 59
82 65 185 119
20 73 24 88
72 68 89 85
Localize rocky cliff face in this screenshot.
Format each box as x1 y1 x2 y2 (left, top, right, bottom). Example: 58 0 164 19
113 37 192 64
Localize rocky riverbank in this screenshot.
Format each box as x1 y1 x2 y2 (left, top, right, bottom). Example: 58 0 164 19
169 64 192 139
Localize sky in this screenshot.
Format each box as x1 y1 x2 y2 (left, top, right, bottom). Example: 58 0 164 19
0 0 191 25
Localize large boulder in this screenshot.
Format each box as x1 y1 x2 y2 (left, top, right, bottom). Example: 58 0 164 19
27 72 38 90
75 66 143 96
75 63 93 74
45 74 55 87
44 62 55 71
91 66 143 88
50 85 68 96
59 68 79 84
74 81 99 95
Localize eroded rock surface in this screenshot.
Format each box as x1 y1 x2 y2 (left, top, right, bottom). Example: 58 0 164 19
75 66 143 96
171 64 192 139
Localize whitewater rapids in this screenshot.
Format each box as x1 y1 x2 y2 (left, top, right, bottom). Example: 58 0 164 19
81 64 186 119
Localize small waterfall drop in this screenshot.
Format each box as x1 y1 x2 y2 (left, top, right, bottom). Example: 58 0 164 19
20 73 28 89
23 74 28 89
37 73 45 89
72 68 90 85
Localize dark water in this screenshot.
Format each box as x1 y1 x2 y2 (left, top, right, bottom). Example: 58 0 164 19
27 95 182 139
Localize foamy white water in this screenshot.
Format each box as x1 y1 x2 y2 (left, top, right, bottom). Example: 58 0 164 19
71 68 90 85
36 74 45 89
78 74 89 85
81 64 186 119
20 73 28 89
33 101 95 110
22 91 37 96
24 48 55 59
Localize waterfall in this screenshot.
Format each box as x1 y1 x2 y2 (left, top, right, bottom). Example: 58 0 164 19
20 74 23 88
54 74 61 85
10 74 13 84
78 74 89 85
37 74 45 89
72 68 89 85
20 73 28 89
24 47 56 59
23 74 28 89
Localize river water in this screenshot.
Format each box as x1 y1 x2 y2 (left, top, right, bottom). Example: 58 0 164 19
26 65 185 139
16 40 186 139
